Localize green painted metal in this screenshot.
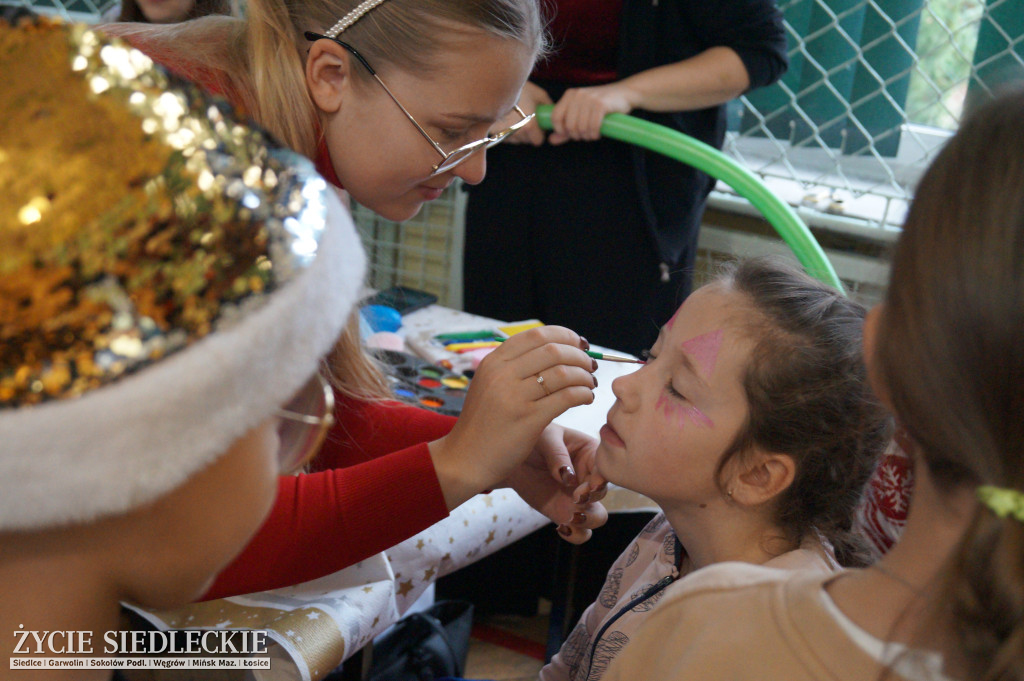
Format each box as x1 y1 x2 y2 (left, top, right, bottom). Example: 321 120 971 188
534 106 844 291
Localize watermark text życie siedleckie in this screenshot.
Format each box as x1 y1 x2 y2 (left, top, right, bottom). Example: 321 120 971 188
10 625 272 670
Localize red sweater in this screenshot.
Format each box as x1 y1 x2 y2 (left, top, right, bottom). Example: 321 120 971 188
533 0 623 86
203 396 454 600
200 116 456 601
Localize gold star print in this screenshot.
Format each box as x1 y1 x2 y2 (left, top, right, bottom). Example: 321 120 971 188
424 567 436 581
372 617 380 628
362 586 373 593
449 536 455 544
397 579 414 598
463 519 469 526
483 496 494 508
442 553 451 562
416 539 425 550
485 530 495 545
493 514 498 523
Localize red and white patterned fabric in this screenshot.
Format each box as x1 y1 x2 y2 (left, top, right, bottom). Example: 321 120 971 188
854 440 914 560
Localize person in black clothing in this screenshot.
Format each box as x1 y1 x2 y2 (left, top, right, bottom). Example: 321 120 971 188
463 0 788 357
0 3 36 24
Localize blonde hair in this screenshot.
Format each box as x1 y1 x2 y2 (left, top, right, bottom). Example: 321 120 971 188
104 0 546 400
105 0 546 158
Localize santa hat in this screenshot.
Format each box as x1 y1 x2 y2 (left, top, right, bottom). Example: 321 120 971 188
0 21 365 530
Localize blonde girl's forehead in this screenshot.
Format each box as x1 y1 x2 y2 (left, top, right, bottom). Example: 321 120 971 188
389 33 533 117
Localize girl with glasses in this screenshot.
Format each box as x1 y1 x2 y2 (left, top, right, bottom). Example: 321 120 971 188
603 86 1024 681
102 0 609 601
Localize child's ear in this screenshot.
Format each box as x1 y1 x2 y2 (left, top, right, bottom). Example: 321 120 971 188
731 452 795 506
306 41 354 114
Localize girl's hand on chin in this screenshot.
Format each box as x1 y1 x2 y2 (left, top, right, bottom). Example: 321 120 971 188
503 424 610 544
429 326 596 508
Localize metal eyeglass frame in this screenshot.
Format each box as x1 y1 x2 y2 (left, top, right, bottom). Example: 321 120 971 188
274 372 335 473
305 32 534 177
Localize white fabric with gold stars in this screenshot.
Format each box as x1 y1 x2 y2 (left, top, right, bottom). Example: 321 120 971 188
126 490 549 680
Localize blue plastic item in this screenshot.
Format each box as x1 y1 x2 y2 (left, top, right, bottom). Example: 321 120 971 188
361 305 403 333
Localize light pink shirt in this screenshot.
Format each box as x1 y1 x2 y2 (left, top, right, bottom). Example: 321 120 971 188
540 513 837 681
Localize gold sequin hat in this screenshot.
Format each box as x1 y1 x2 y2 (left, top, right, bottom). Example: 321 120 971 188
0 20 366 530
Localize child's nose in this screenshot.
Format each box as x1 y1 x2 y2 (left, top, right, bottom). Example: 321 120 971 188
451 149 487 185
611 371 641 411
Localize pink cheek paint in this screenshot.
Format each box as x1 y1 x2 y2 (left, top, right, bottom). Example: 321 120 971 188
680 329 723 381
655 393 714 430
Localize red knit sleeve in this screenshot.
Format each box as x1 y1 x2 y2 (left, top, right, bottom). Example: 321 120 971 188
200 399 456 601
314 397 457 469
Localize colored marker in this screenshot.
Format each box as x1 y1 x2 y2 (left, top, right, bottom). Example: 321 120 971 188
492 338 644 364
445 341 503 352
434 330 502 341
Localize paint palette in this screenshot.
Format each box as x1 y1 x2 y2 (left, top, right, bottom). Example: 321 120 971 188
370 349 470 417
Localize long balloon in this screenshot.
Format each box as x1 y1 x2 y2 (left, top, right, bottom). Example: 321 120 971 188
534 106 844 291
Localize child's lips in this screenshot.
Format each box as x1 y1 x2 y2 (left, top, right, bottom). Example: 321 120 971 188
599 423 625 448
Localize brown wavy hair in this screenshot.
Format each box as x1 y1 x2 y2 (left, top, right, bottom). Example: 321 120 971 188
715 257 893 567
875 85 1024 680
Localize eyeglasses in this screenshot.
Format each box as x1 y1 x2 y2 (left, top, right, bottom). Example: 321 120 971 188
274 372 335 474
305 32 534 177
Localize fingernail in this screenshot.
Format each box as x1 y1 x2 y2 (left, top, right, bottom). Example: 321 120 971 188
572 512 587 525
580 336 590 351
557 524 573 537
574 491 591 505
591 359 599 372
559 465 577 486
592 375 598 388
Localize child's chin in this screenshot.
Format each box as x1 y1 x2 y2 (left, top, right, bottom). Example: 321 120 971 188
593 445 618 483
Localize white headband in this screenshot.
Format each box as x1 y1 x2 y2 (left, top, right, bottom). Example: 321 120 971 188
325 0 390 38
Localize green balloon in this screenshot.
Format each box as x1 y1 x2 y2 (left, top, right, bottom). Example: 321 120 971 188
534 106 844 292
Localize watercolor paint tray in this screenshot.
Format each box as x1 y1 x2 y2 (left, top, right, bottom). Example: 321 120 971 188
370 348 470 417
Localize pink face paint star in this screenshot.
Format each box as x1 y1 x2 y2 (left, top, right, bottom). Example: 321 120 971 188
680 329 724 382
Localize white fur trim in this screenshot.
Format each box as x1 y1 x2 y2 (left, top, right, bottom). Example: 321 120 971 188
0 190 365 530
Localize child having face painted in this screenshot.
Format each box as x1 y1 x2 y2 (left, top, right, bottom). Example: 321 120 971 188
540 257 892 681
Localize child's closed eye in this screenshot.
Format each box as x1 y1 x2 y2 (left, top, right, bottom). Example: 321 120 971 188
439 128 468 143
665 381 687 400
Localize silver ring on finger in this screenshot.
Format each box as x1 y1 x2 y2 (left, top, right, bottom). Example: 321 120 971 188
536 373 551 396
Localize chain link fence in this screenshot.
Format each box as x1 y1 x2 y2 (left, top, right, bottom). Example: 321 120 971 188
724 0 1022 235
